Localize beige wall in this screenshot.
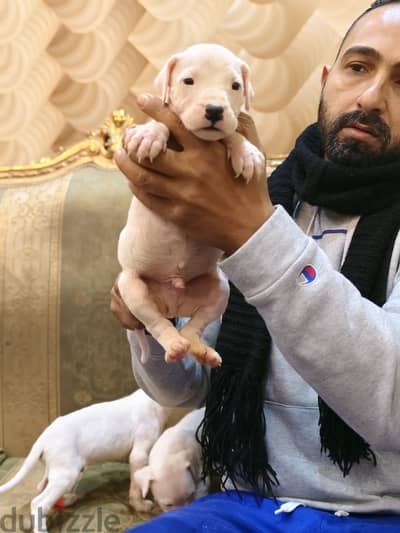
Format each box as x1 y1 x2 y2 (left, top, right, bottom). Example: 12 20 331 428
0 0 371 166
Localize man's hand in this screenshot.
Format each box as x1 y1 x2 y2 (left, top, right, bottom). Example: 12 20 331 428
110 275 144 330
115 94 274 255
237 111 265 155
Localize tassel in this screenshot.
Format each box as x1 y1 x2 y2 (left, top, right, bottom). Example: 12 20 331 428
198 283 279 496
318 398 377 476
198 364 279 496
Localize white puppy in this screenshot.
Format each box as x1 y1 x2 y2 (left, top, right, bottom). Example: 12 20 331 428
134 408 208 511
119 43 265 367
0 389 171 532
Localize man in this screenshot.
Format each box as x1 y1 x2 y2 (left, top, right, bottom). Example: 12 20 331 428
112 0 400 531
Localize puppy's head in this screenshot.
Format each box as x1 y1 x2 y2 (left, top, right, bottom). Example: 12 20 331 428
154 43 254 141
134 456 198 512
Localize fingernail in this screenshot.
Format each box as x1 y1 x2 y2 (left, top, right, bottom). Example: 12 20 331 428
137 93 151 108
114 148 124 161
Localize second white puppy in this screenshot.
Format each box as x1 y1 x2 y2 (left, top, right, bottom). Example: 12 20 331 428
0 389 171 532
119 43 265 368
134 408 208 511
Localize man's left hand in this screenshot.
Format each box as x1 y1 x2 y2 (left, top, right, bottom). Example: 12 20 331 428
115 94 274 255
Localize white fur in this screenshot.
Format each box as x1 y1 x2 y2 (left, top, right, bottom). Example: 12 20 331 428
0 389 171 532
134 408 208 511
119 44 265 368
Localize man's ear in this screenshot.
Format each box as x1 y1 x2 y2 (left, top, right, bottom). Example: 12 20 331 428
321 65 331 87
133 466 154 498
154 54 181 104
240 61 254 111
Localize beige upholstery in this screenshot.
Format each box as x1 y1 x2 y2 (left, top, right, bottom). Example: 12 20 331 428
0 110 136 457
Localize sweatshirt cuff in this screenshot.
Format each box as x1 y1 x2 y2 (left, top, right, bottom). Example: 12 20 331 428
219 205 313 298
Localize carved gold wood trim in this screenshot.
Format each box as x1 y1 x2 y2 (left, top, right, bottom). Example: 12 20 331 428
0 107 284 180
0 109 135 180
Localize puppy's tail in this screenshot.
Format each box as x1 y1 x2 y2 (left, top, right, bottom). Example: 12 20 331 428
0 438 43 493
135 328 151 364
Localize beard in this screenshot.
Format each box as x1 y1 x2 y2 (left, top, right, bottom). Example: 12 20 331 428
318 97 400 167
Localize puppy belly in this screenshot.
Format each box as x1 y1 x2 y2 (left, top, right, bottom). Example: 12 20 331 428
145 280 198 317
118 199 222 282
146 273 224 318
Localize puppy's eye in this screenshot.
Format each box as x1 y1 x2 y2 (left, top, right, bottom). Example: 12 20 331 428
183 78 194 85
232 81 241 90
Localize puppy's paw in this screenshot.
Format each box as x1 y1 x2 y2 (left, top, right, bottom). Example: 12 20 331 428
184 336 222 368
124 121 169 163
129 496 154 513
164 337 191 363
192 345 222 368
230 138 265 183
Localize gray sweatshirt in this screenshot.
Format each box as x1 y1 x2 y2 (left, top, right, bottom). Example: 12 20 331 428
127 202 400 515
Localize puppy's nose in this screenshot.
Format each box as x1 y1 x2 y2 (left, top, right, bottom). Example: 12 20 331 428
205 104 224 122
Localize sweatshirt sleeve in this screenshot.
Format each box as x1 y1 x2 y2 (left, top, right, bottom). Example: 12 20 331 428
127 318 220 408
220 205 400 450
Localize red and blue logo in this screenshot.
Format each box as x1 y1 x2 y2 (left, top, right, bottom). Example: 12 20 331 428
297 265 317 286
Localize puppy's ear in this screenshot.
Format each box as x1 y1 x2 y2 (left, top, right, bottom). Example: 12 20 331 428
240 61 254 111
186 458 201 482
133 466 154 499
154 54 181 104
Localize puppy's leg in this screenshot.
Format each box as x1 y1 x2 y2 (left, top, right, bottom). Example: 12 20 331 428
36 466 48 493
128 439 156 512
223 132 265 183
118 271 190 363
178 270 229 366
30 467 81 533
124 121 169 163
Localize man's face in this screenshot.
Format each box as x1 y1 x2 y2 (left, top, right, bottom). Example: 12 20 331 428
319 3 400 166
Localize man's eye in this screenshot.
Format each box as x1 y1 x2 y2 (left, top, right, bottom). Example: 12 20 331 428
232 81 241 90
349 63 367 73
183 78 194 85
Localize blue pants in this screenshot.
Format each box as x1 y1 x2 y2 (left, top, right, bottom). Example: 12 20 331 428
126 491 400 532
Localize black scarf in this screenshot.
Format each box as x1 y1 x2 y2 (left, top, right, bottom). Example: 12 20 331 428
199 123 400 495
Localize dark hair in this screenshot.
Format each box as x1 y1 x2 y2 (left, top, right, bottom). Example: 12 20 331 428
336 0 400 59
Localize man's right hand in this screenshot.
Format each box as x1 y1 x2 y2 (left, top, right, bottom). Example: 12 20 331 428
110 275 144 330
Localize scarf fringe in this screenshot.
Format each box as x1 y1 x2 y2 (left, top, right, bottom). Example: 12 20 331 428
198 367 279 496
318 398 377 477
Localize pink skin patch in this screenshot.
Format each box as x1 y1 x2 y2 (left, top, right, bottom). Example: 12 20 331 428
53 497 65 511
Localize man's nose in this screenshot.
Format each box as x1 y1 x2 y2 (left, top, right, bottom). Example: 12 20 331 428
357 78 388 115
205 104 224 122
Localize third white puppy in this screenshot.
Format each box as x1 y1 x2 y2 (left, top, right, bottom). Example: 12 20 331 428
0 389 171 532
134 408 208 511
119 43 265 367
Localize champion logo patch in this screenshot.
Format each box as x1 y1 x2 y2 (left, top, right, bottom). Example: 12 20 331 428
297 264 317 286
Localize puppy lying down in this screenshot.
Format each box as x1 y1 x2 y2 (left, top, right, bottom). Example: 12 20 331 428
134 408 208 511
119 43 265 367
0 389 171 532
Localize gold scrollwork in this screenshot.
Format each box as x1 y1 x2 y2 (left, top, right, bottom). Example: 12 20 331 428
0 107 284 180
0 109 136 180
